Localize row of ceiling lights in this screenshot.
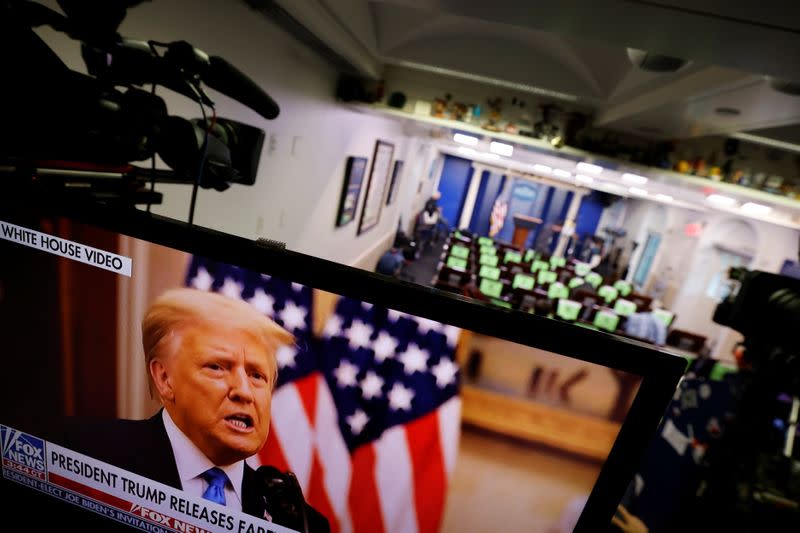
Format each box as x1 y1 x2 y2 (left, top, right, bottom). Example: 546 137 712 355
452 132 775 216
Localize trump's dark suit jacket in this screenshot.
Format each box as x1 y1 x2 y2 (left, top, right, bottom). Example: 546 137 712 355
57 412 329 533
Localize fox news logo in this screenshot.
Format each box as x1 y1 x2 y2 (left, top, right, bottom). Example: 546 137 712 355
1 426 46 479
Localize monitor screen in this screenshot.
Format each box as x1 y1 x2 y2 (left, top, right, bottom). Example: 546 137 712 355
0 202 683 533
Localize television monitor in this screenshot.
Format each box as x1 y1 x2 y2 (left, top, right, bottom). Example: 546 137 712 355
479 254 499 267
478 265 501 280
503 251 522 264
0 198 684 533
449 244 470 259
613 299 637 317
538 269 558 285
557 299 582 321
446 256 468 271
512 274 535 291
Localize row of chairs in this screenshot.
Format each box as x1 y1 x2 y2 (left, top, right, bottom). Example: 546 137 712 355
432 230 675 338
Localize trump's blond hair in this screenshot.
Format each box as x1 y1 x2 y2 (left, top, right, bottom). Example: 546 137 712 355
142 288 293 392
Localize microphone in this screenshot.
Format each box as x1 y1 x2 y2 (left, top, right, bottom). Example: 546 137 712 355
255 466 309 533
206 56 280 120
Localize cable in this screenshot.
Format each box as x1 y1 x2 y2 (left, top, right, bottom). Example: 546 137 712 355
146 81 158 213
188 98 211 226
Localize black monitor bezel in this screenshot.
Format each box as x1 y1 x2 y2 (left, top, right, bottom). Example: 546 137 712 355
0 196 685 532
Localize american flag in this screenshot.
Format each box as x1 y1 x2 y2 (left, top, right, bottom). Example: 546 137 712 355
186 256 462 533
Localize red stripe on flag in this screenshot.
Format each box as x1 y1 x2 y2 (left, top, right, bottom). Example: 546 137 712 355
307 451 340 533
295 374 320 426
405 410 447 533
349 444 386 533
259 429 290 474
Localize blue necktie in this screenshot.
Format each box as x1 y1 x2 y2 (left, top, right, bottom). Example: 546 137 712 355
200 467 227 506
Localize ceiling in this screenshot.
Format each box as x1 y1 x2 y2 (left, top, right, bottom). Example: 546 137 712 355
275 0 800 144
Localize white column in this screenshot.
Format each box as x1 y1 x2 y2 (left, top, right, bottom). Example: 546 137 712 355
458 164 487 229
553 190 586 257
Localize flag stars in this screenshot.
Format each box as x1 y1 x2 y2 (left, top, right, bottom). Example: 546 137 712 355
372 332 399 363
388 382 414 411
346 409 369 435
346 320 373 351
279 301 307 332
431 359 458 388
248 288 275 316
386 309 407 323
360 371 384 400
443 325 461 348
191 267 214 291
399 343 429 375
414 317 441 335
220 278 243 299
276 345 297 369
322 315 344 338
333 360 359 388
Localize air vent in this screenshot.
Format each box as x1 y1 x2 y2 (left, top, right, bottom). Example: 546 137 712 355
627 48 691 73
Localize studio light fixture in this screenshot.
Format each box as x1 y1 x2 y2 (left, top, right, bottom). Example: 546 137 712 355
621 173 648 185
553 169 571 178
454 133 479 146
532 164 552 174
484 153 501 160
576 162 603 174
458 147 476 156
706 194 737 207
575 174 594 184
489 141 514 157
655 193 673 202
741 202 772 215
629 187 648 196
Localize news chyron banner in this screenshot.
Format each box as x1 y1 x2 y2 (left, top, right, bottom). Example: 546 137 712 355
0 220 132 277
1 425 296 533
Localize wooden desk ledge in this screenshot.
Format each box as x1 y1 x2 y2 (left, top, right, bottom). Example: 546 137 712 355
460 384 622 462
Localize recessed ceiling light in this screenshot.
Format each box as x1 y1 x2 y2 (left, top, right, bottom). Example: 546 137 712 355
484 153 501 160
706 194 737 207
458 147 476 156
532 164 552 174
575 174 594 184
621 173 648 185
655 193 673 202
553 169 571 178
454 133 478 146
490 141 514 157
629 187 648 196
741 202 772 215
576 162 603 174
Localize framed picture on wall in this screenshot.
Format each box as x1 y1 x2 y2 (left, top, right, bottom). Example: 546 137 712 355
358 140 394 235
385 160 403 205
335 156 368 227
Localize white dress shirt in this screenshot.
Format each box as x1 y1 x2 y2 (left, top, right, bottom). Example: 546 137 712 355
162 409 245 511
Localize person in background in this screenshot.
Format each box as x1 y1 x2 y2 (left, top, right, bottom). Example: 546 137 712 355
375 246 405 277
623 302 668 345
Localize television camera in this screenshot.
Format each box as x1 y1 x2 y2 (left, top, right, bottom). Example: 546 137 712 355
690 268 800 530
1 0 278 218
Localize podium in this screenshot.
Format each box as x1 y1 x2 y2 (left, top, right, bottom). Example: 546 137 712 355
511 214 542 248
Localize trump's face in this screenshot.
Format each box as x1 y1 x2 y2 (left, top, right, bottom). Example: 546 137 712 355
153 323 276 466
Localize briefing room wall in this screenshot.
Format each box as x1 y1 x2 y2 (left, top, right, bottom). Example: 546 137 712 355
36 0 413 269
